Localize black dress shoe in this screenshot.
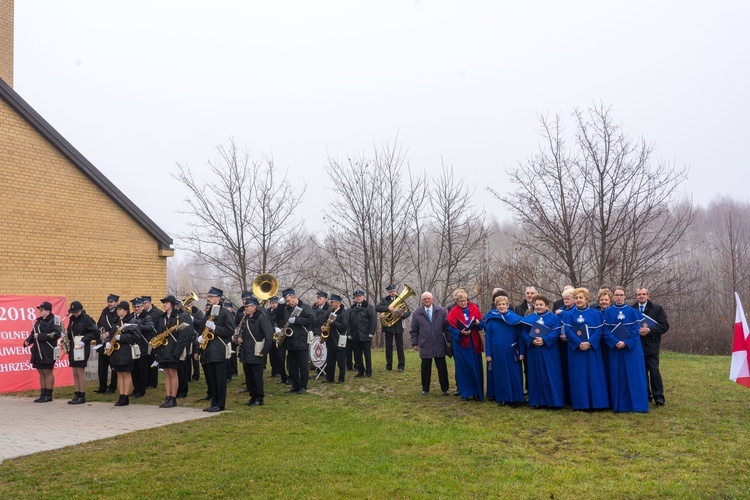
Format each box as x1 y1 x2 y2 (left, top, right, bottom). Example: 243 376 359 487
285 388 298 393
442 391 450 396
453 390 460 396
105 388 116 394
397 368 404 372
206 406 223 412
354 373 364 378
191 377 199 382
247 400 263 406
655 400 665 406
131 392 144 398
238 387 249 393
421 390 429 396
336 380 344 384
245 398 256 406
198 395 211 401
93 388 107 394
297 388 307 394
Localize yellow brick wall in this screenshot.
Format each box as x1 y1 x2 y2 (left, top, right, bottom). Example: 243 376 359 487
0 0 13 87
0 96 170 314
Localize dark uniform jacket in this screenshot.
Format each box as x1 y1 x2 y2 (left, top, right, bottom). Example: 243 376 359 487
376 295 411 334
143 306 164 340
348 300 377 342
325 304 348 351
514 300 534 317
633 300 670 356
132 312 155 354
25 313 62 367
238 309 274 364
197 304 235 363
266 306 279 328
108 314 139 366
275 300 315 351
66 311 99 366
97 306 118 343
154 309 195 363
312 302 331 334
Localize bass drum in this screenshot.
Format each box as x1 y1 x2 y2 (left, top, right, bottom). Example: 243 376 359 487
309 335 327 369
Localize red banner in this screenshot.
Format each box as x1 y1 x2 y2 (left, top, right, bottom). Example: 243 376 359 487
0 295 74 393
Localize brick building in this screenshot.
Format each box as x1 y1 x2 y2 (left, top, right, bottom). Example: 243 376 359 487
0 0 173 309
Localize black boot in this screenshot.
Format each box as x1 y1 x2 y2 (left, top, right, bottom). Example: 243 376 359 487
75 392 86 404
68 392 80 404
114 394 126 406
41 389 53 402
163 396 177 408
33 389 46 403
159 396 169 408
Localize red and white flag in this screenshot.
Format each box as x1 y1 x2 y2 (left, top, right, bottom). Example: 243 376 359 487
730 292 750 388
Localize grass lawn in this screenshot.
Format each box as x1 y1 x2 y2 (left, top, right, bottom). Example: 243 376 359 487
2 350 749 498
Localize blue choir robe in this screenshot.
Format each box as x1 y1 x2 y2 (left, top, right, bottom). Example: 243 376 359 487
450 307 484 401
521 311 564 408
563 307 610 410
483 308 497 401
482 309 525 405
555 306 575 405
602 304 649 412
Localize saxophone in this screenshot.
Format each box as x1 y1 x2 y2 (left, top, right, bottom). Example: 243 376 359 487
274 306 302 348
319 312 337 343
149 320 187 350
199 306 219 350
104 322 137 356
58 314 71 354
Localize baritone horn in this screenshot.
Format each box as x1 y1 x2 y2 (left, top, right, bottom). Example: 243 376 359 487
252 274 279 306
380 284 416 328
180 291 198 313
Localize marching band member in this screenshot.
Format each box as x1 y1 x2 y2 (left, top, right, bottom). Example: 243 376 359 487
141 296 163 389
236 297 273 406
196 287 235 412
312 291 331 337
224 300 238 382
175 298 191 399
562 288 610 411
23 301 62 403
447 289 484 401
154 295 195 408
189 304 204 382
266 296 287 383
323 294 348 384
65 301 99 405
376 284 410 372
275 288 314 394
130 297 154 398
95 294 119 394
108 301 139 407
348 290 376 378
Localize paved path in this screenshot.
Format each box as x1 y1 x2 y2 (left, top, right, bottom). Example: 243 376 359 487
0 396 221 464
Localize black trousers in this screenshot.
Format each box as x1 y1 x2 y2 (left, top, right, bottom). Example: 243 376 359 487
346 340 354 371
384 331 405 370
243 362 265 400
146 353 159 388
204 360 227 409
287 349 309 390
177 359 189 398
325 349 346 382
97 352 117 391
203 362 213 398
644 353 665 402
352 340 372 376
228 351 238 378
421 357 449 393
269 343 285 377
132 355 148 395
190 355 200 381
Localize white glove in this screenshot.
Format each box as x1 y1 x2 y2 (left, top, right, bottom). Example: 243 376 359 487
278 297 285 305
197 335 204 344
274 327 281 333
205 321 216 330
288 317 296 324
369 334 373 338
151 361 159 368
115 335 121 341
105 342 111 350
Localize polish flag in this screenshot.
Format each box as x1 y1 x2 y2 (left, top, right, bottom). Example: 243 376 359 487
730 292 750 388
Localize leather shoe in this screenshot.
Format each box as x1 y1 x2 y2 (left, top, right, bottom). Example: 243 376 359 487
453 390 460 396
354 373 364 378
297 388 307 394
421 390 429 396
397 368 404 372
247 400 263 406
105 388 116 394
654 400 665 406
198 395 211 401
206 406 223 412
245 398 256 405
237 388 249 393
93 388 107 394
285 388 298 393
442 391 450 396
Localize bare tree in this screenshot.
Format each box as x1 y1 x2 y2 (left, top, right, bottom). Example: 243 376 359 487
493 103 694 291
174 139 306 292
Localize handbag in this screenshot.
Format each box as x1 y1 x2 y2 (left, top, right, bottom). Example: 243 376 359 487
131 344 141 360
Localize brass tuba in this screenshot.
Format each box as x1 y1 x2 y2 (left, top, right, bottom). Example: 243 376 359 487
252 274 279 306
180 291 198 314
380 284 416 328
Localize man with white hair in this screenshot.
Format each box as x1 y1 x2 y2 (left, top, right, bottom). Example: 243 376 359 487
514 286 537 316
409 292 451 396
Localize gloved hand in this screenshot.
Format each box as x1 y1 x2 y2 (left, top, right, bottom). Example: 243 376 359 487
76 342 85 349
105 342 111 350
274 327 281 333
288 317 296 324
115 335 121 341
197 335 204 344
205 321 216 330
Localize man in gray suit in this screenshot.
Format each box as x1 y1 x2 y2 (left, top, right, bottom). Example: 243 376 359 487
409 292 451 396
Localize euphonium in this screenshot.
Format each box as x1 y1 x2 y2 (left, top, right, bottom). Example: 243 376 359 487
180 291 198 314
252 274 279 306
380 284 416 328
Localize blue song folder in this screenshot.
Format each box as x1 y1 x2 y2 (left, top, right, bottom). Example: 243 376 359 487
611 323 631 341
